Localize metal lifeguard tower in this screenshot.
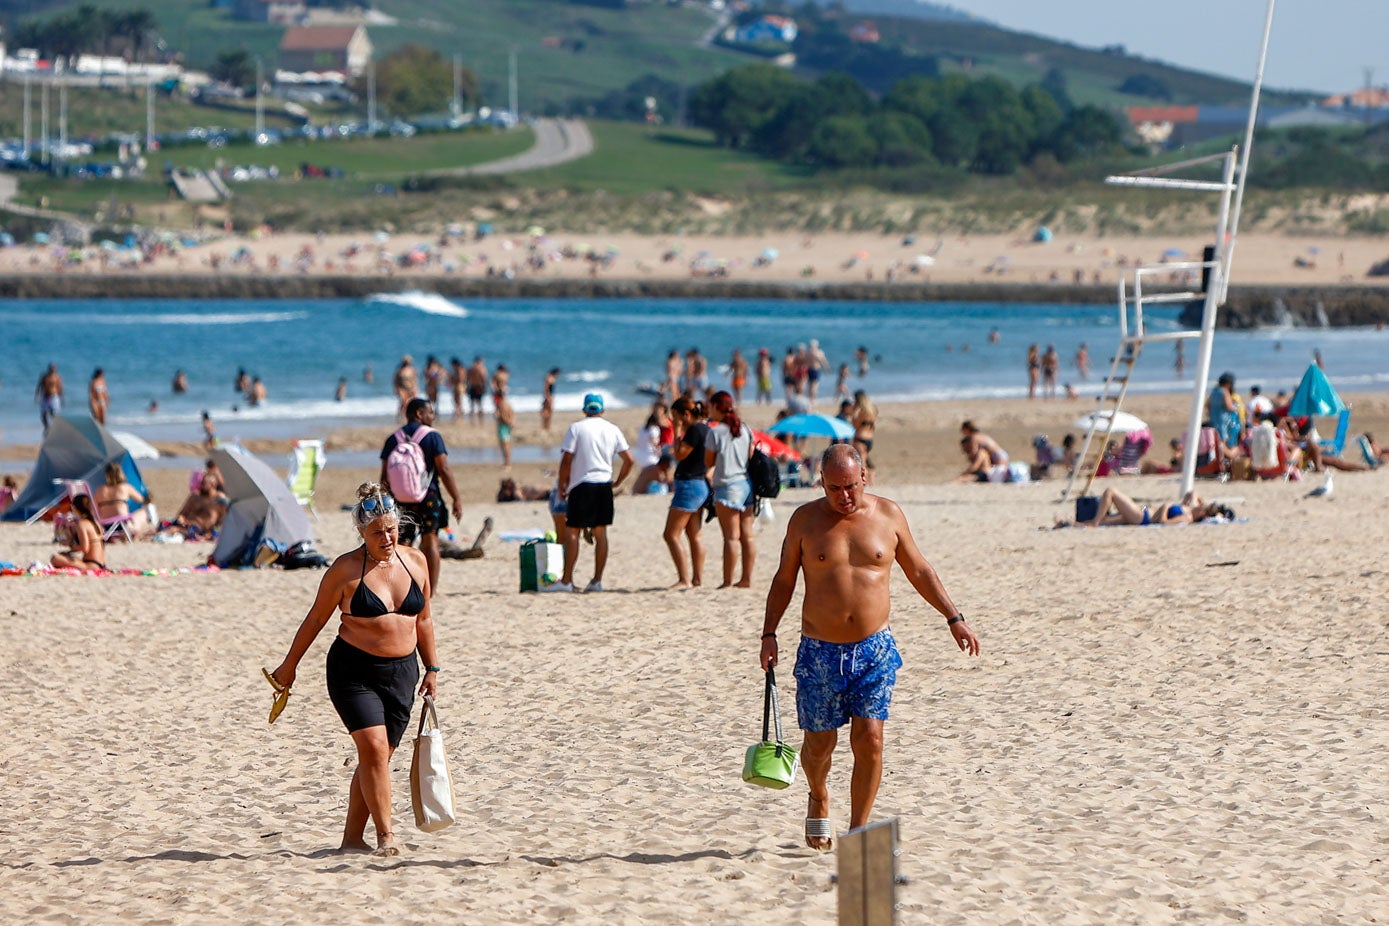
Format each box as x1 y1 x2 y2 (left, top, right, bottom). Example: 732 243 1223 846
1061 0 1280 508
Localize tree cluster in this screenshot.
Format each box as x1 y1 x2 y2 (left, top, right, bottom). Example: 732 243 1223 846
355 45 478 119
11 5 158 68
689 64 1124 174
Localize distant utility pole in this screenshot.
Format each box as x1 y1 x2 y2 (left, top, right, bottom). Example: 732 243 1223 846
255 57 264 135
367 58 376 130
146 79 155 153
1364 67 1374 125
508 47 518 118
40 77 49 164
23 72 31 158
452 52 462 116
58 78 67 155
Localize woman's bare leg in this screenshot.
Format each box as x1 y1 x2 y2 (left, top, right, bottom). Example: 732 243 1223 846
341 767 371 851
685 515 706 587
736 507 756 587
663 508 693 587
348 726 399 856
1093 487 1146 525
715 504 739 588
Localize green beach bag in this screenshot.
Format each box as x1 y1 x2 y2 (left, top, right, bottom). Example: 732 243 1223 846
742 667 799 790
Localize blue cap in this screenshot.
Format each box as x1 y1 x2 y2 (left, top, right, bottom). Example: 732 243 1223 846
583 393 604 414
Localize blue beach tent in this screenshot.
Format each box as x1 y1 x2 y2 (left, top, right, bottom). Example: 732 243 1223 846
2 414 148 522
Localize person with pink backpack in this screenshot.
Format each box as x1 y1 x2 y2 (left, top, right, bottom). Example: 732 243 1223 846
379 398 463 594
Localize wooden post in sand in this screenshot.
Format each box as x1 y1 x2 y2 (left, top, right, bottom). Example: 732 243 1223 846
837 818 899 926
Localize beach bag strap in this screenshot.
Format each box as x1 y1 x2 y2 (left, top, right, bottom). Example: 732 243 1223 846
417 692 440 736
762 668 784 744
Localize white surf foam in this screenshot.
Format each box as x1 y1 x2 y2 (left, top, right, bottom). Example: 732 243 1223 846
366 291 469 317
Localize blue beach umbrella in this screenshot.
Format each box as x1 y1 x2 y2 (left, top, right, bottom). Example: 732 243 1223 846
1287 364 1346 417
770 413 855 441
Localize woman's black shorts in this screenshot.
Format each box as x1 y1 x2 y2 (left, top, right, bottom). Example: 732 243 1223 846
565 481 614 529
325 636 419 748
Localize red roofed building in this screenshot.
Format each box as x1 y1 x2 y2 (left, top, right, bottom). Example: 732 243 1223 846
279 25 372 77
849 21 880 44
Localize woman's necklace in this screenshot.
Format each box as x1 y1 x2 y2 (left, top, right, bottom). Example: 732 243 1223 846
365 548 393 567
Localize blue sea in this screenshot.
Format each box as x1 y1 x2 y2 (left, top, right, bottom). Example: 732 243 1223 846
3 291 1387 452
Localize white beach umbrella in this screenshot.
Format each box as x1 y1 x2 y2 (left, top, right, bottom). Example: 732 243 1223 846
1074 410 1148 432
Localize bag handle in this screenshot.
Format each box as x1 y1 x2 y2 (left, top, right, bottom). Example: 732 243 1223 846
761 668 785 745
416 693 440 736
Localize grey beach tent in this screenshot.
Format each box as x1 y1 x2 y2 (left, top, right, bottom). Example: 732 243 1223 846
2 414 149 523
209 444 314 567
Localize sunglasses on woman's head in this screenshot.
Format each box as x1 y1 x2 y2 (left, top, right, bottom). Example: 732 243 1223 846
361 495 396 513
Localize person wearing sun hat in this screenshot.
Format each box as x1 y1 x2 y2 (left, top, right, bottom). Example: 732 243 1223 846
541 393 635 593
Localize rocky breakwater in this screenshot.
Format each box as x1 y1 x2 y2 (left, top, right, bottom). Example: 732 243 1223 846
1180 285 1389 329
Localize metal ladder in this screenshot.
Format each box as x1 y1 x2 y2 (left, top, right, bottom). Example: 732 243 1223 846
1060 263 1211 505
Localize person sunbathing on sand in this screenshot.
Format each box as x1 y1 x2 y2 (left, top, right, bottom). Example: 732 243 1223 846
1060 487 1232 528
51 495 107 572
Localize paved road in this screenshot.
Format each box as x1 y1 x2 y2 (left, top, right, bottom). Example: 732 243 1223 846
442 118 594 176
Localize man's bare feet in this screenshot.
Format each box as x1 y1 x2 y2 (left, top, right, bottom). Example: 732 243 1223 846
670 580 691 589
338 838 371 853
373 832 401 857
805 795 833 852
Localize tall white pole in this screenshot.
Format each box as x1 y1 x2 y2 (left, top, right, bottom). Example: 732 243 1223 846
23 72 31 158
1221 0 1277 302
508 47 517 118
1179 150 1239 499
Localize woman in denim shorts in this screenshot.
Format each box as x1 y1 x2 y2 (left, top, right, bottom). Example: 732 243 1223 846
705 390 756 588
662 396 710 588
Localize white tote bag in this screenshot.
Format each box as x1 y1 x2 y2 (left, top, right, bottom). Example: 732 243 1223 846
409 694 456 833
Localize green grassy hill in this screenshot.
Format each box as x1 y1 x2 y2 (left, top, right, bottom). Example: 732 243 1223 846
50 0 1308 114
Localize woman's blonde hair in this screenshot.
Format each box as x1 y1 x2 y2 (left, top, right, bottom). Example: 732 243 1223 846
351 482 403 531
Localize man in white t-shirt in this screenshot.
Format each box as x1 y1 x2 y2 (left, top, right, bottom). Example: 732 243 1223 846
1247 385 1274 421
542 393 635 593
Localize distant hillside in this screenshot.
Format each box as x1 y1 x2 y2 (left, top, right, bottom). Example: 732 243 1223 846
25 0 1311 115
797 0 976 22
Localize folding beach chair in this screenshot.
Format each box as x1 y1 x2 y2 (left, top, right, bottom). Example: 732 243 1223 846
1316 408 1351 457
288 440 326 519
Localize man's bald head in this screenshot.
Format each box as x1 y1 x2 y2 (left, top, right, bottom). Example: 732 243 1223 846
821 443 864 475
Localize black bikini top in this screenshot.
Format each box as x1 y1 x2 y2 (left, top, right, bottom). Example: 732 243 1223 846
348 549 426 618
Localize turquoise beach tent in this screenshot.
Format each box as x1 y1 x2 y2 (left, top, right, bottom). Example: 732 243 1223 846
2 414 148 522
1287 364 1346 417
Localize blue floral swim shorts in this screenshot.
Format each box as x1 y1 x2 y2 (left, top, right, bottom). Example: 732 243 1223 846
793 627 903 732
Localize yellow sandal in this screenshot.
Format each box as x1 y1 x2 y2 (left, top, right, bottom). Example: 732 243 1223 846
261 667 292 724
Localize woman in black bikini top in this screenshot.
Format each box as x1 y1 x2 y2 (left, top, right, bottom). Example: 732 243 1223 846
349 550 426 617
269 483 440 858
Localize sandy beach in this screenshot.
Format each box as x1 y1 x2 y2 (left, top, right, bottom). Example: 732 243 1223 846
3 226 1388 290
2 390 1386 924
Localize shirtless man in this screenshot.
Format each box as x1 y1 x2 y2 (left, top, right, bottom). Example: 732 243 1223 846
954 420 1009 483
393 355 418 419
760 444 980 851
172 478 225 537
465 357 488 423
35 363 64 432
